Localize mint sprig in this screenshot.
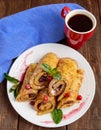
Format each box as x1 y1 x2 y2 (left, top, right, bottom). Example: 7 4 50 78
4 73 19 83
42 63 62 80
51 108 63 124
4 73 21 98
9 83 19 92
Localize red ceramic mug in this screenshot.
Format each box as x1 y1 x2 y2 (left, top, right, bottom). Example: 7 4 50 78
61 6 97 49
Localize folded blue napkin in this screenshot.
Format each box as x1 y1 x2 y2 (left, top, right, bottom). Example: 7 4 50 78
0 3 84 82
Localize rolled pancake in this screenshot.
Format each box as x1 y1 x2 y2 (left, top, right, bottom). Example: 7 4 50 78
34 88 56 115
48 58 78 97
16 63 38 101
57 69 84 109
48 79 66 96
30 52 59 90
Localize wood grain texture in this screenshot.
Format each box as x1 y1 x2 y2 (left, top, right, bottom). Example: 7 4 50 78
30 0 64 7
0 0 32 18
0 0 101 130
0 80 18 130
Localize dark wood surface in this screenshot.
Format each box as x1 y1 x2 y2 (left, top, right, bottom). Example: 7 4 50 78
0 0 101 130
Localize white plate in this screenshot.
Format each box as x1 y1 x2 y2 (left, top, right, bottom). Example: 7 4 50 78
7 43 95 128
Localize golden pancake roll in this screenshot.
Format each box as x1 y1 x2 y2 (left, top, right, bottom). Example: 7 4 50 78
48 79 66 96
57 69 84 108
30 52 59 90
48 58 78 98
34 88 56 115
16 63 38 101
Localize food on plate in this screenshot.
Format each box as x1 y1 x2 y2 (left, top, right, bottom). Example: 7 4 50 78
57 58 78 101
48 58 78 97
48 79 66 96
30 52 59 90
34 88 56 115
57 69 84 108
16 63 38 101
5 52 84 121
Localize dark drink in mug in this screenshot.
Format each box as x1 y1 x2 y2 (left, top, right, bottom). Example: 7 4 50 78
61 7 97 50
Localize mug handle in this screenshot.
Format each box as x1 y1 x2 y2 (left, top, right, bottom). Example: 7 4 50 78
61 6 71 19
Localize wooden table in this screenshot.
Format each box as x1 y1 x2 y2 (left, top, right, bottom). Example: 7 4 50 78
0 0 100 130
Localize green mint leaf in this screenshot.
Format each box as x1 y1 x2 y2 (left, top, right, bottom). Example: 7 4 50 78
53 72 62 80
42 63 62 80
42 63 52 74
14 83 21 98
9 83 19 93
51 108 63 124
9 82 21 99
4 73 21 98
51 68 57 75
51 68 62 80
4 73 19 84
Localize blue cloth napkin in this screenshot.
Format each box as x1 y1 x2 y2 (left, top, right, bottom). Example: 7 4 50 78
0 3 84 82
